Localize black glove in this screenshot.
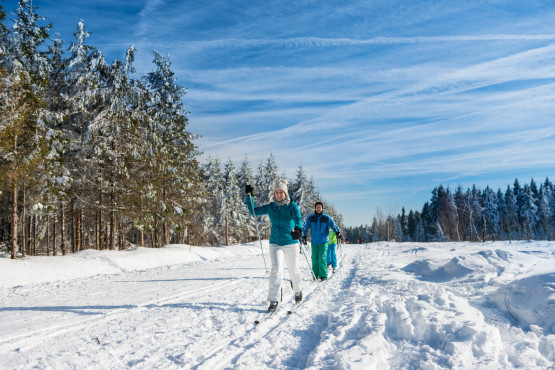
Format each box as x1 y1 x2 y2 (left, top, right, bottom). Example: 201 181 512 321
245 184 254 196
336 232 342 241
291 226 302 240
301 236 307 245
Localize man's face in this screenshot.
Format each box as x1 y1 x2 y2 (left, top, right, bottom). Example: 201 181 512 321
315 204 323 214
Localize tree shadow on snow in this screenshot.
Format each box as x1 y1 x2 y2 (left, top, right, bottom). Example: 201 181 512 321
0 304 137 315
151 301 265 313
115 276 267 283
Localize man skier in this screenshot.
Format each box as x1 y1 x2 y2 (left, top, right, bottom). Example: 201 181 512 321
245 181 303 312
302 202 341 281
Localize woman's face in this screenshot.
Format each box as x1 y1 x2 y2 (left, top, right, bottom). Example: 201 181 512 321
274 189 286 202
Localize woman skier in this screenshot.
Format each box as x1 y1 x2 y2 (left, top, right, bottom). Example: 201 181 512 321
245 180 303 312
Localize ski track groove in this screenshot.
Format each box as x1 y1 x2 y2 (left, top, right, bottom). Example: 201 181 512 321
0 270 261 355
193 285 318 369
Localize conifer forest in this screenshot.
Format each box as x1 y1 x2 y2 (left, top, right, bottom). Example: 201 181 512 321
1 1 553 260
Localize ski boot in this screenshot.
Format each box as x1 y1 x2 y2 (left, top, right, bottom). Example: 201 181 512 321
268 301 278 312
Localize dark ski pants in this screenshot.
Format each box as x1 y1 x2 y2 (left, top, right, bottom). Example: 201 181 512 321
327 243 337 268
311 243 328 279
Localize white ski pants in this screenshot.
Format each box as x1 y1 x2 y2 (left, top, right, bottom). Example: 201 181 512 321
267 243 303 302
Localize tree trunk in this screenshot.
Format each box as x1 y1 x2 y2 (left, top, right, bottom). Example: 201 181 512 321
96 210 101 250
21 185 26 257
71 202 75 253
225 215 229 246
118 221 124 250
53 214 58 256
32 215 37 255
61 202 67 255
46 215 50 256
11 182 18 260
98 170 103 250
110 209 116 250
76 209 82 252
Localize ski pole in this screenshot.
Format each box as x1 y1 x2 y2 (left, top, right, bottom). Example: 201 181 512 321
249 196 270 274
298 240 328 302
339 238 343 263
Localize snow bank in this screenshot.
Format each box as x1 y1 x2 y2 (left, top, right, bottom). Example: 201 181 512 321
0 243 264 289
402 253 498 283
488 272 555 334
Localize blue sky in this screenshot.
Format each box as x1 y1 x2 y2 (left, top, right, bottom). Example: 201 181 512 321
4 0 555 226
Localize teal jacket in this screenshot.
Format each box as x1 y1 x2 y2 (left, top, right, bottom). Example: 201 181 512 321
245 196 302 246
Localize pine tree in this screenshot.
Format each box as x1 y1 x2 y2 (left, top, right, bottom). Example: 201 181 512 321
520 184 538 239
407 209 417 241
496 188 507 240
437 186 459 241
425 188 444 241
201 157 224 246
454 186 467 240
504 185 519 240
254 154 281 237
221 160 246 245
482 186 500 240
289 166 317 218
140 50 201 247
1 0 52 258
236 157 256 241
538 179 553 240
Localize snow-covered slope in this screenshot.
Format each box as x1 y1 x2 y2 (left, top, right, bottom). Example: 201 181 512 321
1 241 554 369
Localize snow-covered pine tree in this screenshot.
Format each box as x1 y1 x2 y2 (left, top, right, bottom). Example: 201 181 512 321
141 50 201 247
407 209 418 241
520 184 539 239
201 157 224 246
254 154 281 238
482 186 500 240
80 46 139 250
496 188 507 240
437 186 458 241
398 207 408 241
236 157 256 241
56 21 101 253
289 166 316 218
538 179 553 240
221 160 247 245
1 0 52 259
426 188 445 241
504 185 519 240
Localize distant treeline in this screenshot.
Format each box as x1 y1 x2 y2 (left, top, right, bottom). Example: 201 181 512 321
345 178 554 243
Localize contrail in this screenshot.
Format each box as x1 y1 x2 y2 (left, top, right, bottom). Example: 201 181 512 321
185 35 555 50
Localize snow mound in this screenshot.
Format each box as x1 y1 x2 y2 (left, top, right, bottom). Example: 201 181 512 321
403 256 474 282
0 243 263 289
402 254 500 283
488 272 555 334
309 276 503 368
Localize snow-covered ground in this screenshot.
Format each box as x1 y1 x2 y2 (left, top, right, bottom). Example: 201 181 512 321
1 241 554 369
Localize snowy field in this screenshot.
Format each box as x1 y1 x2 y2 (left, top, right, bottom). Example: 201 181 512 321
1 241 554 369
